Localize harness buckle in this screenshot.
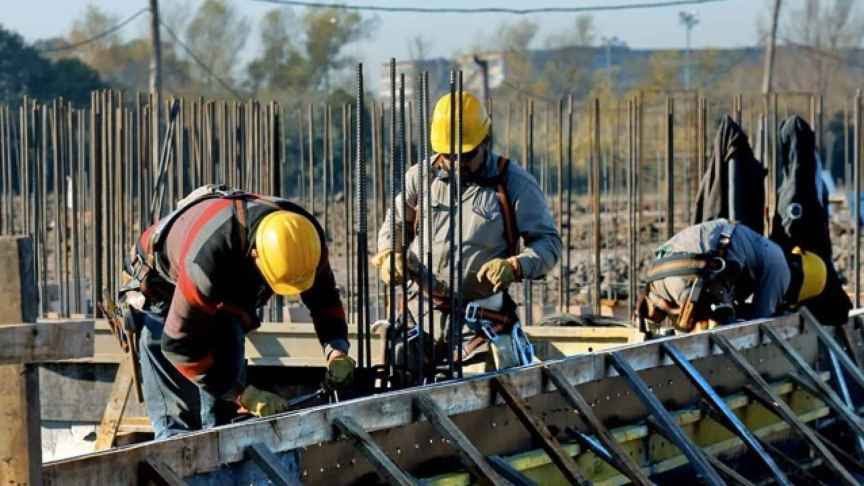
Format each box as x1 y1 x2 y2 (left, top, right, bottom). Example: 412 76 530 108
465 302 480 324
481 322 498 342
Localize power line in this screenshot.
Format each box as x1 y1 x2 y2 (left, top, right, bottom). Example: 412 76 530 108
253 0 727 15
157 18 245 100
37 8 150 53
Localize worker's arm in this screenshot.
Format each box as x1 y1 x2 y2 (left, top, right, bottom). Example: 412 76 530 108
507 164 562 279
377 163 420 251
299 244 350 358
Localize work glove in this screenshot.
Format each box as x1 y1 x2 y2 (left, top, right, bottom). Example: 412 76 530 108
237 385 290 417
476 257 520 292
326 352 356 389
371 249 405 284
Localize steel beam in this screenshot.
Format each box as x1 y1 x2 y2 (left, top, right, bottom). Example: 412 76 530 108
711 333 858 485
332 416 416 486
138 459 186 486
608 352 726 486
762 324 864 439
661 342 791 485
245 443 295 486
487 456 537 486
802 308 864 392
492 376 590 485
413 395 510 485
543 365 653 485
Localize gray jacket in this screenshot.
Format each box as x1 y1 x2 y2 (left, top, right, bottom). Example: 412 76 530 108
378 151 561 302
648 219 790 319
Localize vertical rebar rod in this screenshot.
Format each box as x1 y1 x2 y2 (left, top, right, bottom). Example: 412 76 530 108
323 105 330 238
446 70 456 379
854 91 861 307
665 96 675 239
308 104 315 216
398 73 410 385
455 71 464 378
387 59 398 384
564 96 574 313
556 99 564 312
422 72 435 375
592 98 601 315
415 72 426 384
355 65 371 372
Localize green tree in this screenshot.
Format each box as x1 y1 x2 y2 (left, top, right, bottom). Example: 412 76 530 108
301 7 376 92
185 0 250 95
0 25 103 106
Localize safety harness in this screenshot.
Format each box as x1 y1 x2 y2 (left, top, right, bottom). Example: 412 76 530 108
126 184 286 304
641 225 740 333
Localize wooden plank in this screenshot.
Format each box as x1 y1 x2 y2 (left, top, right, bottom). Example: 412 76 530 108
0 236 37 323
543 364 654 486
0 320 94 365
138 459 187 486
492 376 590 486
414 395 510 485
94 356 135 451
245 443 295 486
0 236 41 486
42 314 805 484
332 416 416 486
0 364 42 486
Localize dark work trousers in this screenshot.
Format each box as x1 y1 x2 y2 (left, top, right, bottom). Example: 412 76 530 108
135 310 246 439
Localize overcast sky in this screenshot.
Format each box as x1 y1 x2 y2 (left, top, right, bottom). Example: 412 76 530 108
5 0 768 86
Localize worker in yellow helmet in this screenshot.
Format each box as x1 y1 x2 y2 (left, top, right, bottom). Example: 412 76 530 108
372 92 561 376
125 185 354 439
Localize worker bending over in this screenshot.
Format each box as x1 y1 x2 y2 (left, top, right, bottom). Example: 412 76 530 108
124 186 354 438
373 92 561 374
638 218 827 332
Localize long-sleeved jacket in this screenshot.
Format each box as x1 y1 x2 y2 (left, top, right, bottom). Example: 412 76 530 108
378 151 561 302
138 196 348 394
647 219 790 320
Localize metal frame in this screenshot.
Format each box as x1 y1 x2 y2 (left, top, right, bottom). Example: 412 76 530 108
332 416 417 486
492 376 590 485
661 342 792 485
608 351 726 485
245 444 295 486
711 333 859 485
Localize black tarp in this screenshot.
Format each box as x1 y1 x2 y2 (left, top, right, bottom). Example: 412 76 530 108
692 115 765 234
770 115 850 325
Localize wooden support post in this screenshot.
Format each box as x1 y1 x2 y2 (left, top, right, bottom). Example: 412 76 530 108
0 236 41 486
0 236 94 486
94 357 135 451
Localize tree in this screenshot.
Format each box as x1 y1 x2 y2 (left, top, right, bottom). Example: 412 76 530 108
545 14 597 48
495 19 539 53
185 0 250 95
246 7 376 102
0 25 103 106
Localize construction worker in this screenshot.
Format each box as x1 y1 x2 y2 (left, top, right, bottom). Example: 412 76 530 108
373 92 561 375
124 186 354 439
642 113 850 334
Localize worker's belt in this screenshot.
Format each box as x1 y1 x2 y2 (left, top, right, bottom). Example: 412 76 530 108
433 298 519 357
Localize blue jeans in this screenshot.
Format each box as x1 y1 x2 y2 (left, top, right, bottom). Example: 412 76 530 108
134 310 245 439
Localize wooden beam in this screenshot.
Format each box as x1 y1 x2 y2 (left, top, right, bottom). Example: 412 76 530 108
0 320 94 365
42 314 804 484
245 444 295 486
0 236 37 323
94 356 135 450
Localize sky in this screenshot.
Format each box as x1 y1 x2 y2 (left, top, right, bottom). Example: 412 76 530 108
4 0 769 87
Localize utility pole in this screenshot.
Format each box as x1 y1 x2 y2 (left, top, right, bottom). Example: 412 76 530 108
679 11 699 90
602 36 623 89
149 0 163 195
762 0 782 94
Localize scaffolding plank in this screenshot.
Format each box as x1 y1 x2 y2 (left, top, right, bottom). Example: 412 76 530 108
413 395 510 485
543 364 654 486
762 324 864 438
138 459 186 486
246 443 295 486
711 333 858 486
607 351 726 486
661 342 792 486
332 416 416 486
492 376 590 486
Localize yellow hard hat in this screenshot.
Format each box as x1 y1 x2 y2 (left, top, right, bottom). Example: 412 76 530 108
254 210 321 296
430 92 491 154
792 247 827 302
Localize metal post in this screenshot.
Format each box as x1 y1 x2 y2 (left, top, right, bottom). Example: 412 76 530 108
665 96 675 239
